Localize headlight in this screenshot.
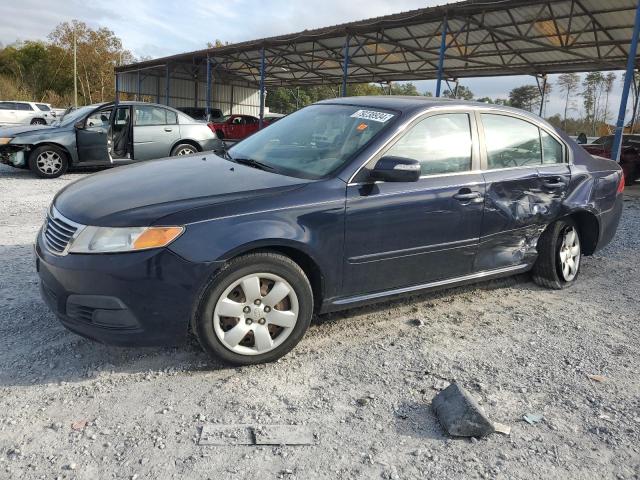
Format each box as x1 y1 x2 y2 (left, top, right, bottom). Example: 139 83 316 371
0 137 13 145
67 226 184 253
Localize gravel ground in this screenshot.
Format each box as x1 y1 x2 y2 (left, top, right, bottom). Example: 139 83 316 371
0 163 639 480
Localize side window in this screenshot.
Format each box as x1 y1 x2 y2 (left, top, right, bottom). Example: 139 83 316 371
385 113 472 175
166 109 177 125
85 109 112 128
482 114 541 169
134 106 172 126
0 102 15 110
16 103 34 111
541 130 564 164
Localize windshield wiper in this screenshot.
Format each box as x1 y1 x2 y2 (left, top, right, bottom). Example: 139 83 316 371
232 157 276 172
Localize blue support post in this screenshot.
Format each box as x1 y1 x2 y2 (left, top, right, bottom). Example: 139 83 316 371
342 34 350 97
115 73 120 104
612 2 640 163
259 46 266 130
435 15 448 98
165 64 170 106
205 57 212 117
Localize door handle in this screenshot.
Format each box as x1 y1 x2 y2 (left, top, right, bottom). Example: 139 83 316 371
453 189 483 202
164 127 173 132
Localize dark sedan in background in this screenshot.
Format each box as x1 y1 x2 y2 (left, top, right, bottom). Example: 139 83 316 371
35 97 623 365
0 101 220 178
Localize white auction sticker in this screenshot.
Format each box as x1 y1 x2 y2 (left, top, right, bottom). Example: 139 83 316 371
350 109 394 123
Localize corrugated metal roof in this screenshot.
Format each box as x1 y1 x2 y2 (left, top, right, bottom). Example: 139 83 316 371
116 0 640 87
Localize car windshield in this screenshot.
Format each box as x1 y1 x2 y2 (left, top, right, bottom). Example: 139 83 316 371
58 106 99 127
228 104 397 179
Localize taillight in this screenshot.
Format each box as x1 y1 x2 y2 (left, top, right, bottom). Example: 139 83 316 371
617 172 625 194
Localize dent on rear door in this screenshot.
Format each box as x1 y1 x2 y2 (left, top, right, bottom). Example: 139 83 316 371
476 168 546 270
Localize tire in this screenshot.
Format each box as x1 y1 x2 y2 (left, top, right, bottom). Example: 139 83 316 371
171 143 199 156
532 218 582 290
28 145 69 178
215 130 224 140
30 118 46 125
193 252 314 365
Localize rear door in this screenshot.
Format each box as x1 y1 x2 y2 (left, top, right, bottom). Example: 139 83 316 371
475 112 570 271
344 111 485 296
133 105 180 160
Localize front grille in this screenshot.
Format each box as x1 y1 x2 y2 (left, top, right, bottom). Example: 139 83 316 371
43 207 82 254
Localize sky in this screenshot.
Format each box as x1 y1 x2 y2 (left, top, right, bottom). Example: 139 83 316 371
0 0 631 118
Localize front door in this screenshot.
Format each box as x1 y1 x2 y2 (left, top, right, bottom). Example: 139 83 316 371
475 112 570 270
76 107 112 164
133 105 180 160
344 111 485 297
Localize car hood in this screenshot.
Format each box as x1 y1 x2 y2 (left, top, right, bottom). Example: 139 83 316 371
1 124 56 138
53 154 312 227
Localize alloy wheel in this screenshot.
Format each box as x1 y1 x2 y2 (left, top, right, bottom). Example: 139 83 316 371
558 226 580 281
177 147 196 155
213 273 299 356
36 151 63 175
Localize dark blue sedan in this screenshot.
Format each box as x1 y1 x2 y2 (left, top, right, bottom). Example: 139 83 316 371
36 97 624 365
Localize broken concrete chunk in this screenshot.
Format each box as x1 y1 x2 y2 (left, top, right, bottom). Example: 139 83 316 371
432 383 495 437
198 425 254 446
254 425 315 445
198 424 316 446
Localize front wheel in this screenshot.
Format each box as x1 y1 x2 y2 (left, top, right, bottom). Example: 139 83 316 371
193 252 314 365
30 118 47 125
28 145 69 178
532 219 581 289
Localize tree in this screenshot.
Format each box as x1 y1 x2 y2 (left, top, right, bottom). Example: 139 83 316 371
443 84 473 100
48 20 134 104
556 73 580 129
508 85 541 112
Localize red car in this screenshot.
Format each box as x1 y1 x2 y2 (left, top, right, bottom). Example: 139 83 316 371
208 114 268 140
582 134 639 185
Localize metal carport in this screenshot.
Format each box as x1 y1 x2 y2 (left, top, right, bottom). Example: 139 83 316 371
115 0 640 158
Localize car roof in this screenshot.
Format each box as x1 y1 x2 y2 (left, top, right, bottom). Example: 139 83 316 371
317 95 543 121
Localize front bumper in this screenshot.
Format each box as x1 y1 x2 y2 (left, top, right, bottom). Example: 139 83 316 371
35 230 220 347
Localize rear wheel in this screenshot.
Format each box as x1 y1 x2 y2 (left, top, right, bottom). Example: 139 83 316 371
171 143 198 156
532 218 581 289
194 252 313 365
28 145 68 178
216 130 224 140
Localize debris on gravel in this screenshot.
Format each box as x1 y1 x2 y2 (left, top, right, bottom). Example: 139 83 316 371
1 164 639 479
432 383 496 437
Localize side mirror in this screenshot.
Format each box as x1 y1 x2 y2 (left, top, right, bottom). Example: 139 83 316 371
370 156 421 182
74 120 85 130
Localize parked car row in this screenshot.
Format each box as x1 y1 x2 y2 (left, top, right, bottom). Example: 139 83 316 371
34 97 624 365
0 101 65 126
0 101 221 178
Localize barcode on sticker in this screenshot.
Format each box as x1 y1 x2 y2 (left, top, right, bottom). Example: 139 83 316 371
350 110 394 123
